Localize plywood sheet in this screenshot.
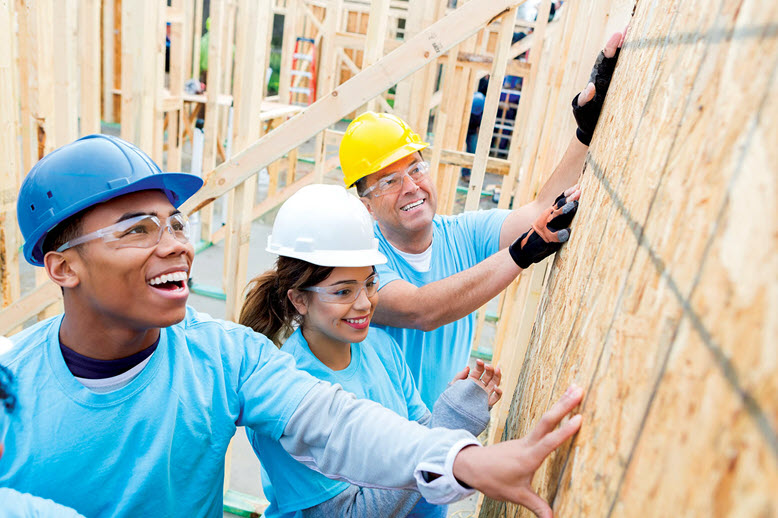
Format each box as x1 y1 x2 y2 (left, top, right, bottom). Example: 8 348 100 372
481 0 778 516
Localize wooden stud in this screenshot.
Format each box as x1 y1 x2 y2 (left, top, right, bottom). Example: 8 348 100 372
278 0 299 103
79 0 101 135
361 0 389 113
102 0 115 124
191 0 203 80
198 0 226 242
1 0 21 310
120 0 160 154
464 7 516 211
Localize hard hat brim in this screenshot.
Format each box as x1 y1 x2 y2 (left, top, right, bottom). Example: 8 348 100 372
23 171 203 266
346 141 429 188
266 246 388 268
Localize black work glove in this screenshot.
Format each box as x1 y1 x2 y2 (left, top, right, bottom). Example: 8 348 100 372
508 193 578 269
572 47 621 145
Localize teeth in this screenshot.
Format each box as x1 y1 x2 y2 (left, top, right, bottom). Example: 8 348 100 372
346 317 367 324
148 271 188 286
401 199 424 211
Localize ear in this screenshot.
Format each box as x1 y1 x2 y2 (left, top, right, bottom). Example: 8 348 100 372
360 196 374 217
287 288 308 316
44 251 81 289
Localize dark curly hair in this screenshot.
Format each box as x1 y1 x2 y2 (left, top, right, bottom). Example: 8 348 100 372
0 364 16 414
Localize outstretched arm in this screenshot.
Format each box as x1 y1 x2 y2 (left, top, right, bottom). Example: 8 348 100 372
374 32 624 331
498 31 625 249
371 247 521 330
372 198 576 331
280 380 583 516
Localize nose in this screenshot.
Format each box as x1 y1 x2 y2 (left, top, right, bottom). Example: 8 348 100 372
352 287 372 311
155 226 191 257
400 173 420 195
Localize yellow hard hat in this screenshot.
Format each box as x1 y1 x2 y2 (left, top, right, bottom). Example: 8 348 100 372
339 112 430 188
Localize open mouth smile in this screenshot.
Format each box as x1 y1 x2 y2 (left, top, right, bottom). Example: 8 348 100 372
147 270 188 292
400 199 425 212
343 316 370 329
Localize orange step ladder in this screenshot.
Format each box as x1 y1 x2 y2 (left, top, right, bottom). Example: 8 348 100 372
289 37 317 106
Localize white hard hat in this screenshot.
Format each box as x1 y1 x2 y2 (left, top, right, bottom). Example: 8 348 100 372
0 336 13 355
267 184 387 267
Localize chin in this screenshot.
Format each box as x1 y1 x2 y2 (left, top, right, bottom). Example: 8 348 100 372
150 305 188 328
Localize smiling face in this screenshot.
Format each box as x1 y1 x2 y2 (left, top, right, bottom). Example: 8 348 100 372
294 266 378 349
360 153 437 246
57 190 194 332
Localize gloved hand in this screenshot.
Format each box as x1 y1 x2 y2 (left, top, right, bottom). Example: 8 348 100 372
508 192 578 269
572 32 624 145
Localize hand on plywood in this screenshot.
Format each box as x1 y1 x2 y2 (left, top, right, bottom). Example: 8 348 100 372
452 359 503 408
508 188 580 269
572 31 626 145
452 385 584 518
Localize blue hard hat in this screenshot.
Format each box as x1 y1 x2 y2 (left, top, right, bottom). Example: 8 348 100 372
18 134 204 266
471 92 485 116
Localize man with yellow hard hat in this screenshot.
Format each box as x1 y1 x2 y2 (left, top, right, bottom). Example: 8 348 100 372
339 33 624 409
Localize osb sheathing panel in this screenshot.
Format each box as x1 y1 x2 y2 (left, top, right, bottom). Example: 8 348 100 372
480 0 778 516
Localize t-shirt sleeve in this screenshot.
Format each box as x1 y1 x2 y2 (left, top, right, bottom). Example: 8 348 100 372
383 331 429 422
375 260 401 290
455 209 511 262
233 328 319 440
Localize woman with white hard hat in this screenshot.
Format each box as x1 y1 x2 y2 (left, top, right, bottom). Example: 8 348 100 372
239 184 502 518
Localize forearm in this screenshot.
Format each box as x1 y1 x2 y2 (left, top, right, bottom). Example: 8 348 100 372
372 248 520 331
302 485 421 518
280 382 478 504
535 136 588 207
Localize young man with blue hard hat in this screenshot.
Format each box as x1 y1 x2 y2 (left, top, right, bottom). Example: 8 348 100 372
339 33 624 410
1 133 585 517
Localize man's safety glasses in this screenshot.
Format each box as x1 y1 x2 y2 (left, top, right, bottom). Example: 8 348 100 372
361 161 430 198
56 213 190 253
304 276 379 304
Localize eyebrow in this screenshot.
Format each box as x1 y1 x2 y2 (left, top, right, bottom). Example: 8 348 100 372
115 209 181 223
326 272 376 286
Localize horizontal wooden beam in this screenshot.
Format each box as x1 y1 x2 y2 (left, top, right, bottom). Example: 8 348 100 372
0 281 61 336
182 0 524 215
438 52 531 77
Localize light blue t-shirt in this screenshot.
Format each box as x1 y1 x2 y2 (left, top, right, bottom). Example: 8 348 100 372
0 487 86 517
249 327 428 517
0 307 319 518
374 210 509 408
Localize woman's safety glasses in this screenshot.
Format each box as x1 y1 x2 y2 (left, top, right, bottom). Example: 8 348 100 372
361 161 430 198
304 276 379 304
56 213 190 253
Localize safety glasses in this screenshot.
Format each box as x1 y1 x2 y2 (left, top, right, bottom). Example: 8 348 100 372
361 161 430 198
304 275 379 304
56 213 190 253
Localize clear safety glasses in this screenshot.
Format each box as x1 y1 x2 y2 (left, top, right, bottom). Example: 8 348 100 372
304 276 380 304
361 161 431 198
56 213 190 253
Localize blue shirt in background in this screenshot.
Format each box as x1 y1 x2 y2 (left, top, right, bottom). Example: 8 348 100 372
0 307 318 517
374 210 510 408
250 327 428 517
